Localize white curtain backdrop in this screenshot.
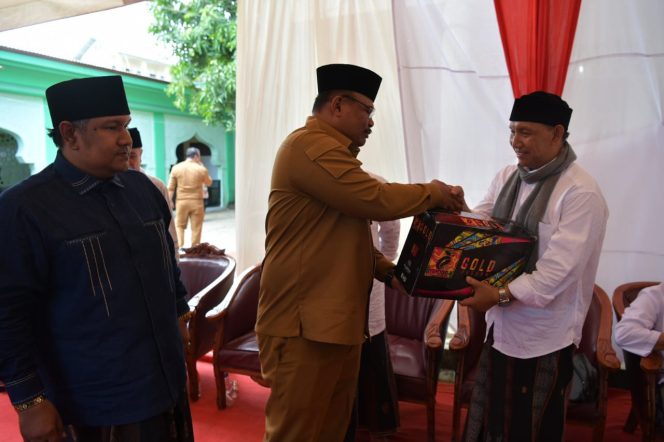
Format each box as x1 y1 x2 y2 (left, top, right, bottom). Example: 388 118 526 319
236 0 408 273
566 0 664 293
392 0 514 210
237 0 664 296
392 0 664 295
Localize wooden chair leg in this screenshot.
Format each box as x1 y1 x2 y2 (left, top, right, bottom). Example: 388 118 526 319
641 415 654 442
216 370 228 410
592 380 609 442
644 383 658 442
212 362 227 410
592 415 606 442
427 398 435 442
451 356 467 442
451 391 462 442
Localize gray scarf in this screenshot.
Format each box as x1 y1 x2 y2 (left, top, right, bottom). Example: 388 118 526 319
492 142 577 273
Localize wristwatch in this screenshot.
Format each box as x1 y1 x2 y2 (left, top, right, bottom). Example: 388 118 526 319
497 287 511 307
13 394 46 412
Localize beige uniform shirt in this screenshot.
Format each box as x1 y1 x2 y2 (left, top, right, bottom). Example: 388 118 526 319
167 159 212 200
256 116 451 345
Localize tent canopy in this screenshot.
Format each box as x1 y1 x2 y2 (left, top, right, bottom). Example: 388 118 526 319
0 0 143 32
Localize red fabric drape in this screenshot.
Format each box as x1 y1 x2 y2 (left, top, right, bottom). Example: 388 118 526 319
494 0 582 97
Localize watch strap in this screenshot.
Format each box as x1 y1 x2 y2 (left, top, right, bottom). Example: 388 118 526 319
498 287 511 307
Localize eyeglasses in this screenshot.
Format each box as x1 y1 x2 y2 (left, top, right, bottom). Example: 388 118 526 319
341 95 376 119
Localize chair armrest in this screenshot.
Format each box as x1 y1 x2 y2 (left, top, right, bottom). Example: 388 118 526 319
641 352 663 373
188 285 215 310
449 302 470 351
596 337 621 370
186 257 236 311
205 295 232 322
594 284 621 370
205 263 261 324
424 299 454 348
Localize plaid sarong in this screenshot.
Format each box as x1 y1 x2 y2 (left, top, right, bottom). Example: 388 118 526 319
464 327 573 442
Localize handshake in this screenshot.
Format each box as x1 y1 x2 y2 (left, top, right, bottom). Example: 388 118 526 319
430 179 469 213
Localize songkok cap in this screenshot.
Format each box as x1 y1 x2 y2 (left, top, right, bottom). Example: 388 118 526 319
46 75 130 128
316 64 382 101
509 91 572 130
129 128 142 148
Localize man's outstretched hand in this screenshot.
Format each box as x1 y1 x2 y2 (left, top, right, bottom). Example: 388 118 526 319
430 180 466 212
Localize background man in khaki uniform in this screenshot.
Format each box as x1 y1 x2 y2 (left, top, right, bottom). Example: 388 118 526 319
167 147 212 247
256 63 464 441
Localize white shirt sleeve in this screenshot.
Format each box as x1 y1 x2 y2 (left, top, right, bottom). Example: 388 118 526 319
508 189 608 307
614 284 664 357
377 218 400 262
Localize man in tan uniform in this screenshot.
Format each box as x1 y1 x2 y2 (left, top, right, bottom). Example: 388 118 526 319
168 147 212 247
256 63 464 441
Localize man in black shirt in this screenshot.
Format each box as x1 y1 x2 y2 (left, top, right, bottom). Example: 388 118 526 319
0 75 193 441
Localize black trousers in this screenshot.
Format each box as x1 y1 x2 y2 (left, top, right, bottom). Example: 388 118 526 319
344 331 400 441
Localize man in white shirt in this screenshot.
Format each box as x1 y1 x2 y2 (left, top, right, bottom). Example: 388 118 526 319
459 91 609 441
614 283 664 428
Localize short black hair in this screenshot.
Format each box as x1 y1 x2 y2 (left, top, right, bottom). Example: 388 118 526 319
312 90 336 113
47 119 89 148
312 89 357 113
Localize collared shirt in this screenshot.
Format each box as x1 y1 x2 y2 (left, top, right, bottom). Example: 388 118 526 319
257 116 451 345
614 283 664 383
473 162 608 358
0 151 188 426
167 159 212 201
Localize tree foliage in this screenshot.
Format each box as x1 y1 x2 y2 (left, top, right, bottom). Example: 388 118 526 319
149 0 237 130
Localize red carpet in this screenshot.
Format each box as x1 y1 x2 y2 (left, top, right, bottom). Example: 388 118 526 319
0 361 647 441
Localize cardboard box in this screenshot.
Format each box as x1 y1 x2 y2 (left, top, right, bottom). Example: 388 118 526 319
394 210 535 300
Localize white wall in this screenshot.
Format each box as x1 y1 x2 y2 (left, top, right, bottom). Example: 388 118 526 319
0 91 49 173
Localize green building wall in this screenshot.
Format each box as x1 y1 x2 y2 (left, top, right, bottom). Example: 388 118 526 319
0 47 234 207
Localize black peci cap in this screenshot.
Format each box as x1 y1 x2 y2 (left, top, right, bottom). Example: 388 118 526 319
46 75 130 128
129 128 142 149
510 91 573 130
316 64 382 101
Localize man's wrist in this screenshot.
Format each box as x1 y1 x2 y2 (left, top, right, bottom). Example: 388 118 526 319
13 394 47 413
